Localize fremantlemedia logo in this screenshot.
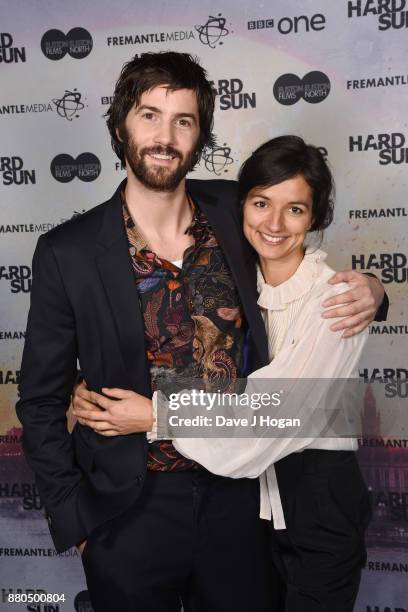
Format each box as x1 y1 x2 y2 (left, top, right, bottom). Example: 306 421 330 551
52 89 86 120
352 252 408 284
349 132 408 165
195 14 231 47
0 33 26 63
273 71 331 105
0 90 86 118
370 323 408 335
349 206 407 220
0 210 86 235
41 28 93 60
50 153 101 182
347 73 408 90
348 0 408 30
248 12 326 35
210 78 256 110
0 157 36 186
202 144 234 175
106 30 194 46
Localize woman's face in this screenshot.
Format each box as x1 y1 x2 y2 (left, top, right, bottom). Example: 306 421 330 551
243 174 314 264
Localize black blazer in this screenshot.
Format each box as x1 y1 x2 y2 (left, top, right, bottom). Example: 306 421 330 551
16 179 269 552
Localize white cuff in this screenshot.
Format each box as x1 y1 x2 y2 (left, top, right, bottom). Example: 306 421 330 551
146 392 158 442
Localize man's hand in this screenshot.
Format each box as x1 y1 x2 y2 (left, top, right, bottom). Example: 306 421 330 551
322 271 384 337
72 382 154 436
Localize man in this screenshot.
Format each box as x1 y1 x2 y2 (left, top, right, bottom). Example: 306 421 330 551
16 52 387 612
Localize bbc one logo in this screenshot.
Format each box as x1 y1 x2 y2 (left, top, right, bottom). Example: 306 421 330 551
348 0 408 30
352 252 408 284
50 153 101 183
41 27 93 60
0 33 26 63
349 132 408 165
0 157 36 186
273 71 330 105
248 12 326 35
210 79 256 110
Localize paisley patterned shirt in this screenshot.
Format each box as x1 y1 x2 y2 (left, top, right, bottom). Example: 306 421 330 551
122 192 245 471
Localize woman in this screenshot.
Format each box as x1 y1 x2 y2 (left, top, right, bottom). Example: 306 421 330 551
74 136 370 611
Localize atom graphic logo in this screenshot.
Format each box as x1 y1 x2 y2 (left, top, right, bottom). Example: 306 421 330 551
52 89 85 120
202 144 234 175
195 14 230 48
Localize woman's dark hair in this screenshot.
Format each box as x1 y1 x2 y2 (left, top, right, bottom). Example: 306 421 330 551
106 52 216 165
238 135 334 232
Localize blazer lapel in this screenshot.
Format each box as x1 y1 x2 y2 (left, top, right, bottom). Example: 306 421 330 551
187 181 269 367
95 183 150 394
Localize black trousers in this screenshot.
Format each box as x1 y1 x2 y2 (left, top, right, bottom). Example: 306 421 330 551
270 450 371 612
81 469 278 612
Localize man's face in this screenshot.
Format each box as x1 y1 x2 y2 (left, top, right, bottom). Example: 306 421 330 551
120 86 200 191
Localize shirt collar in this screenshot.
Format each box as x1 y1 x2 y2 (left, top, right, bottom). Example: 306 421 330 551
121 188 203 254
121 190 149 252
256 247 328 311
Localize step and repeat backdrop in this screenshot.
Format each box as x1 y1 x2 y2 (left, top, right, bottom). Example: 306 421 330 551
1 0 407 610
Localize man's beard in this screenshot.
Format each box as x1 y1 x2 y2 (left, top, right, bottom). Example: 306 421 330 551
123 135 198 192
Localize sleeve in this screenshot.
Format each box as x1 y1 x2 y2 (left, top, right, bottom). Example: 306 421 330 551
363 273 389 322
171 290 368 478
15 235 87 552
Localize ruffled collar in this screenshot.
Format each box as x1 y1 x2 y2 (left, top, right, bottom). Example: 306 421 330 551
257 248 328 311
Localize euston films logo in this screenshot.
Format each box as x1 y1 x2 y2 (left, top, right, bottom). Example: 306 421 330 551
201 144 234 175
0 266 32 293
273 71 331 105
248 12 326 35
50 153 101 182
41 28 93 60
352 252 408 283
0 33 26 63
349 132 408 165
0 157 36 186
210 79 256 110
348 0 408 30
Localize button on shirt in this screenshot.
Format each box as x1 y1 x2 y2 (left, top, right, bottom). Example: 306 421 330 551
170 248 369 527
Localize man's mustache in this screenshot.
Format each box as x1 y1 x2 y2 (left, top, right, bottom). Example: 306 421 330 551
141 146 183 160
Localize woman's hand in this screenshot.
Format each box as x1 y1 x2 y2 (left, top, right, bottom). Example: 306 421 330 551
72 381 154 436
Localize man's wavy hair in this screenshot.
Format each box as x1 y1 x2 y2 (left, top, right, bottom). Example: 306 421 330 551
106 52 216 167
